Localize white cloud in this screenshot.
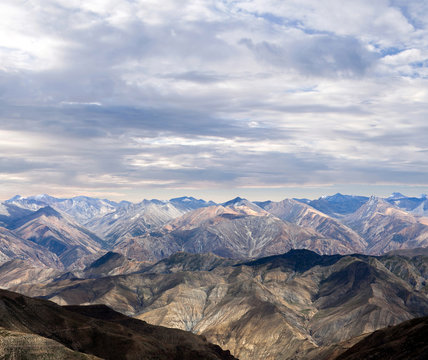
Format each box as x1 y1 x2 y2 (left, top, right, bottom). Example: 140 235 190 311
0 0 427 200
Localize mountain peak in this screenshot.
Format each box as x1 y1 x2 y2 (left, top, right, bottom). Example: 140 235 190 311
388 192 406 200
328 193 345 199
170 196 197 202
33 206 63 219
222 197 245 206
6 195 23 202
31 194 51 200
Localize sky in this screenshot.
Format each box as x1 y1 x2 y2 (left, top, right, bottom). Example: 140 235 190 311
0 0 428 202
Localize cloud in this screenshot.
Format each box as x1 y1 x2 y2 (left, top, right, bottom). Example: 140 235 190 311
241 35 378 77
0 0 427 200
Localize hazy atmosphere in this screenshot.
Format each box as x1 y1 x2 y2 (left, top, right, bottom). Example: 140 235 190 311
1 0 427 201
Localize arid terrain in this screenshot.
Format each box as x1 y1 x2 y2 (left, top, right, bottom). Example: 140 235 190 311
1 193 428 359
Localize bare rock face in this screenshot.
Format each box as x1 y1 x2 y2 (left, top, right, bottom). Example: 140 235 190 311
9 250 428 360
167 210 314 259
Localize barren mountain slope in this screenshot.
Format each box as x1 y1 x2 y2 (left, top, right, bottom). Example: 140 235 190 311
386 193 428 217
343 197 428 254
81 251 150 278
85 200 187 243
9 250 428 360
11 206 106 268
0 289 236 360
298 193 369 217
156 202 360 259
0 259 62 288
259 198 367 252
0 226 62 268
0 328 101 360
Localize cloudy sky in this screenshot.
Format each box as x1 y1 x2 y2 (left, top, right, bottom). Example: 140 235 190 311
1 0 427 201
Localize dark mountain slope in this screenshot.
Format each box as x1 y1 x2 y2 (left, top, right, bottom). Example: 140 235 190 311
0 289 236 360
333 315 428 360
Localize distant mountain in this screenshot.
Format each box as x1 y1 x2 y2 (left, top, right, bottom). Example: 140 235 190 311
163 199 372 258
4 194 214 229
52 196 119 224
0 226 62 268
5 194 119 225
5 194 64 211
343 197 428 254
0 203 34 227
169 196 216 211
297 193 369 217
386 193 428 216
258 198 367 253
160 201 343 259
221 196 266 214
1 192 428 267
0 289 236 360
11 206 106 268
85 200 188 244
10 250 427 360
109 201 272 261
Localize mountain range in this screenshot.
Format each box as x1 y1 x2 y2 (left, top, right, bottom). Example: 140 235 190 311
1 192 428 359
2 248 427 360
1 193 428 269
